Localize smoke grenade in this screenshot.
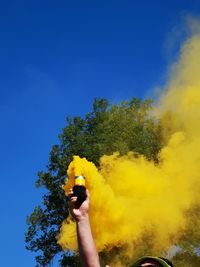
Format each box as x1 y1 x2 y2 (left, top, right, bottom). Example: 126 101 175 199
73 175 87 207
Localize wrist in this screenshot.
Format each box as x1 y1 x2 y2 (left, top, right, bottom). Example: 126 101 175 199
76 213 89 223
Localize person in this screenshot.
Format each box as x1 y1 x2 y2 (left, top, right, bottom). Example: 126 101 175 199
68 188 100 267
68 189 174 267
131 256 174 267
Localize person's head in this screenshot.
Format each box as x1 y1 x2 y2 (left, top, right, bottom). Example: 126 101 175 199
132 256 174 267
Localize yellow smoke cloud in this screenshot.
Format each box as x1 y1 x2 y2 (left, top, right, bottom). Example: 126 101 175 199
58 24 200 262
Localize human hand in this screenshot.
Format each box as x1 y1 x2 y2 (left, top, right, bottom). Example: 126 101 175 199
68 188 90 222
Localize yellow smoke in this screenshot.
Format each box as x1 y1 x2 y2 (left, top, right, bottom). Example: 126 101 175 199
58 24 200 261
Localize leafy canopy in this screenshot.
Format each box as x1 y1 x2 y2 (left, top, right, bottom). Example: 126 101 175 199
25 97 163 266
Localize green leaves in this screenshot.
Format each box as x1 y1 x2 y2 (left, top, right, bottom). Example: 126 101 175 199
25 97 162 266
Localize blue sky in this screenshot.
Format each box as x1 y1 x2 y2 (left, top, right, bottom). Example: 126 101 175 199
0 1 200 266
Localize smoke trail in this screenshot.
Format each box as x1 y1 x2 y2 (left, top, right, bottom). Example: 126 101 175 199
58 22 200 263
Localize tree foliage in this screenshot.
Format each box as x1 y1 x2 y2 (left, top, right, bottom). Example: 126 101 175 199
25 97 163 266
172 251 200 267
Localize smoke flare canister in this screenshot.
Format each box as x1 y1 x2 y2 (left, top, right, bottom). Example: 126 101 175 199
73 175 87 206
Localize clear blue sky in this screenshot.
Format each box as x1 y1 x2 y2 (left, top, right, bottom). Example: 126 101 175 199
0 1 200 266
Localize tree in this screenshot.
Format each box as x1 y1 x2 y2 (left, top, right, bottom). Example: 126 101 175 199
25 97 162 266
172 251 200 267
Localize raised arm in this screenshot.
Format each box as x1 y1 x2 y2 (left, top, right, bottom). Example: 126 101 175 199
68 189 101 267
